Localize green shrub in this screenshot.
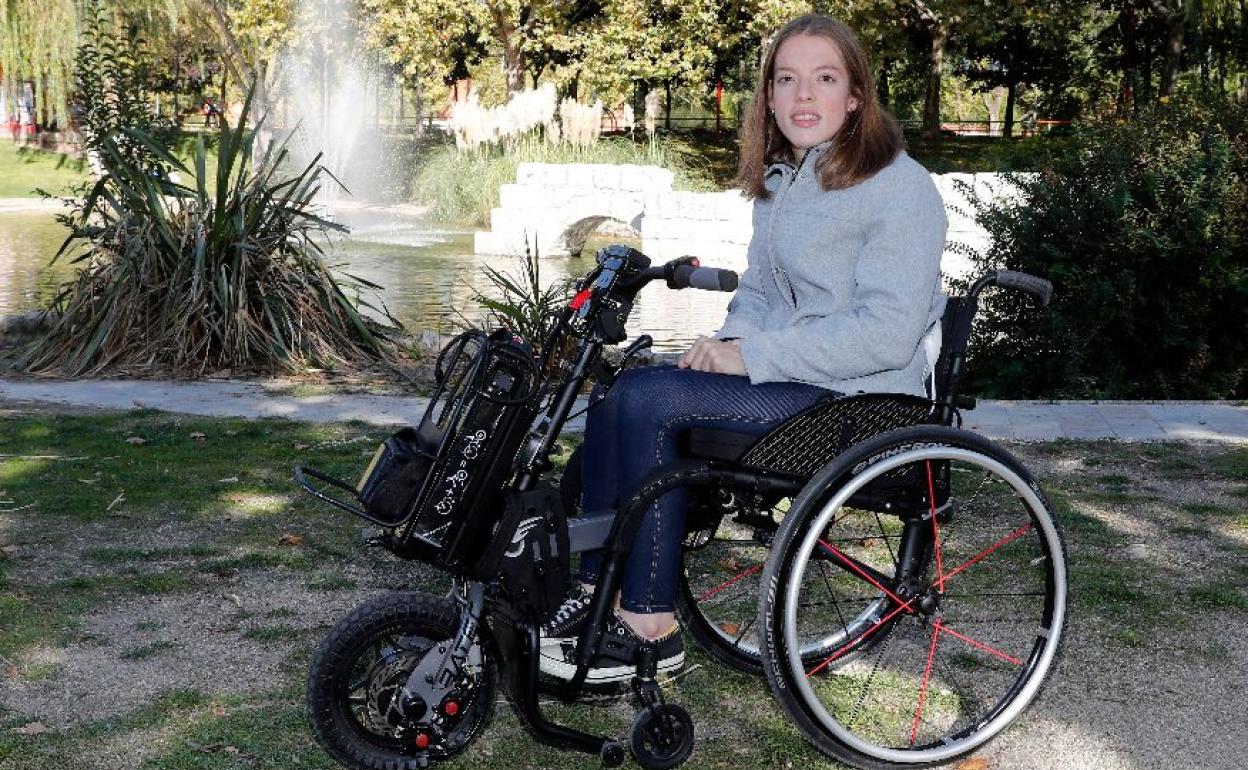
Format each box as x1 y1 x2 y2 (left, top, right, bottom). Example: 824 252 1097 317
413 134 718 226
23 100 396 376
959 98 1248 399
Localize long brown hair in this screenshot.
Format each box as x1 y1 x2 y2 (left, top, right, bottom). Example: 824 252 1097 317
736 14 903 199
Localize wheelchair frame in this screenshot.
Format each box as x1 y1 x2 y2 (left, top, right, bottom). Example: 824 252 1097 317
298 246 1060 770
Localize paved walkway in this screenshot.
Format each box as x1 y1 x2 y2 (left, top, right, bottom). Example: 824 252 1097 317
0 377 1245 443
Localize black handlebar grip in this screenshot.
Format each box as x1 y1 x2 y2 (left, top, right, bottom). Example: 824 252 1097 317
671 264 739 292
995 270 1053 306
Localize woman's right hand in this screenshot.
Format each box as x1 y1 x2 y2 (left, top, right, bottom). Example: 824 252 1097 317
679 337 746 376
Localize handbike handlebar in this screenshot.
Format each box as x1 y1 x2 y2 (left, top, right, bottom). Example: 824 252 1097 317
670 264 739 292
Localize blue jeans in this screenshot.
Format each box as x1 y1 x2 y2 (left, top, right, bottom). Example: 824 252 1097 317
577 365 832 613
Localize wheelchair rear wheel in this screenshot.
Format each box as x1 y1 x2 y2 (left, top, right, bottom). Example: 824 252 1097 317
760 426 1067 769
678 494 883 674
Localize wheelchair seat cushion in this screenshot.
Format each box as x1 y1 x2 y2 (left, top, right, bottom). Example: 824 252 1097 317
683 393 939 477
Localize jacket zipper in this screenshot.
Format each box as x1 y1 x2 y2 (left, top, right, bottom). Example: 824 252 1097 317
767 146 816 308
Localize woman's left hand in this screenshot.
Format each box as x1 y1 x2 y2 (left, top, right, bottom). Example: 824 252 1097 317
678 337 747 375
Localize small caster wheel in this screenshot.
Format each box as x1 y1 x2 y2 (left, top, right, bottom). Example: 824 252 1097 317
600 740 626 767
629 703 694 769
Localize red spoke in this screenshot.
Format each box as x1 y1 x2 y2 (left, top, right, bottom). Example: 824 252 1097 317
939 623 1023 666
818 539 909 607
926 460 945 592
943 523 1034 583
697 562 763 602
910 620 942 746
806 599 914 677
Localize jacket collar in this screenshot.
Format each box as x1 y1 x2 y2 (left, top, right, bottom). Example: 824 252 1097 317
765 138 836 179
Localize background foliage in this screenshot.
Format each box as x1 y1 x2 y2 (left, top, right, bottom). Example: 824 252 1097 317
960 97 1248 399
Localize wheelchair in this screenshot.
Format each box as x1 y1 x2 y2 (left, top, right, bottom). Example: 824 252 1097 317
295 245 1068 770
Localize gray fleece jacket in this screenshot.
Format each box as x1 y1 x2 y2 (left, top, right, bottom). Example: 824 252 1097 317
716 142 947 396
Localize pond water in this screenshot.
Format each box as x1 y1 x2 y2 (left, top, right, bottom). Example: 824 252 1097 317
0 208 735 352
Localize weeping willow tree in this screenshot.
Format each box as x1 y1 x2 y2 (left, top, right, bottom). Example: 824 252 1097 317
0 0 78 127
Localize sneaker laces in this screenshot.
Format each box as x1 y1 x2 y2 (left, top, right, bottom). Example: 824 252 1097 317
542 585 592 633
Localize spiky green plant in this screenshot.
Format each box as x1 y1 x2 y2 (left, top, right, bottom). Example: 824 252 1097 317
23 101 397 376
467 244 573 347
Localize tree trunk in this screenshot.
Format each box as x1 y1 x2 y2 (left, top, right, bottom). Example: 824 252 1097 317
1003 81 1016 138
912 1 946 139
485 2 526 95
1192 0 1206 83
1147 1 1188 97
982 86 1006 136
923 25 946 139
665 80 672 131
877 59 891 108
1119 2 1140 115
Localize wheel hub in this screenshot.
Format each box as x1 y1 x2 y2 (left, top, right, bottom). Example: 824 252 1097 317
917 588 943 617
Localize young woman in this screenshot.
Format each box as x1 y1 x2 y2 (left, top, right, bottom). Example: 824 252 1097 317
539 13 948 684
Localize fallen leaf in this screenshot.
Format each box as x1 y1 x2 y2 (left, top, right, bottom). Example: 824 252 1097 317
210 704 226 717
293 443 309 451
716 557 740 573
189 432 207 441
955 758 991 770
13 722 47 735
125 436 146 445
225 593 244 608
278 533 304 547
719 621 741 636
223 746 240 755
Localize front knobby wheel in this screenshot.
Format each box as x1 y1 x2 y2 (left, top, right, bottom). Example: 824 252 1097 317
307 592 496 770
761 426 1068 769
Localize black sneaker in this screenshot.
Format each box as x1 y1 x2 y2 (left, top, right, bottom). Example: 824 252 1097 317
540 583 594 640
539 612 684 684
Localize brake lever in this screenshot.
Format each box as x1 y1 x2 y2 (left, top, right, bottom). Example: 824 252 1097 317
620 334 653 365
592 335 653 389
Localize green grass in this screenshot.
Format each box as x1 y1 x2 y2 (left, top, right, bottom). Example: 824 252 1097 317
1187 584 1248 612
305 573 356 591
905 133 1073 174
242 625 302 643
0 144 90 197
3 413 1246 769
0 411 378 661
1178 502 1237 517
1211 448 1248 481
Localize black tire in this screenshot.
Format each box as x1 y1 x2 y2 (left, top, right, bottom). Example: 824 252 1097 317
307 592 496 770
760 426 1068 769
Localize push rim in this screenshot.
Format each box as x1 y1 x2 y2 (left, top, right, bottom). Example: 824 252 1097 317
781 446 1066 764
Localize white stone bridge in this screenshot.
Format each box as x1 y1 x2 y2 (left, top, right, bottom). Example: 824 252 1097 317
474 162 1016 283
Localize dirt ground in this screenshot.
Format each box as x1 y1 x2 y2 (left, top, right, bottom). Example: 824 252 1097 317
1 424 1245 770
